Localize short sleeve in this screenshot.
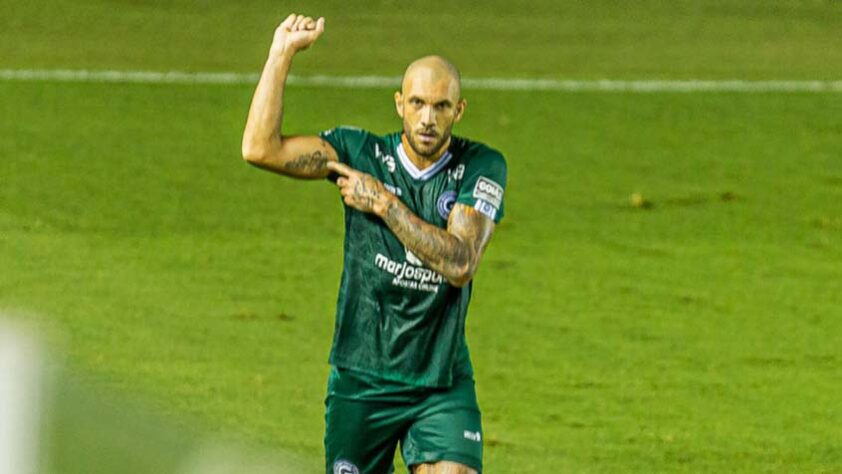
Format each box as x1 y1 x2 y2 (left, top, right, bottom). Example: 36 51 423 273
456 150 507 223
319 126 369 167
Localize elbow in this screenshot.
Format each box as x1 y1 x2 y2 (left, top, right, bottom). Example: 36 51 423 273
242 136 282 166
449 277 472 288
446 247 480 288
241 142 266 164
447 263 475 288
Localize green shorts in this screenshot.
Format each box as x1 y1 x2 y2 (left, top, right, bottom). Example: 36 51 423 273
324 366 483 474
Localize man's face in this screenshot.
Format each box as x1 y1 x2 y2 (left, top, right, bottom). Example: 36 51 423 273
395 71 465 158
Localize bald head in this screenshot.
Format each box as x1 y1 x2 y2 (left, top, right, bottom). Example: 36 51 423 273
401 55 462 99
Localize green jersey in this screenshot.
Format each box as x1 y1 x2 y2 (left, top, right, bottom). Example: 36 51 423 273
320 127 507 388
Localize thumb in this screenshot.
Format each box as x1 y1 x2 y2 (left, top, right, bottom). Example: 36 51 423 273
311 17 326 40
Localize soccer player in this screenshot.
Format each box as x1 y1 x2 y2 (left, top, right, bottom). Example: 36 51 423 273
242 14 506 474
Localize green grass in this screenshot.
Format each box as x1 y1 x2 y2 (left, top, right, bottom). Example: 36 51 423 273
2 1 842 472
2 0 842 79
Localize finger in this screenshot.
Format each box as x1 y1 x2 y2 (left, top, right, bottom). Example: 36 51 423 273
301 17 315 30
295 18 308 31
311 17 325 38
336 177 348 187
280 13 296 29
292 14 305 30
337 182 353 196
326 160 355 176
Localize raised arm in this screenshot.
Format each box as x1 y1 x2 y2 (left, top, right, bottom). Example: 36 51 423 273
241 14 338 179
327 161 495 287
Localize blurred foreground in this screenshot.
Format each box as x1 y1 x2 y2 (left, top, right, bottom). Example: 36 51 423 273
0 321 311 474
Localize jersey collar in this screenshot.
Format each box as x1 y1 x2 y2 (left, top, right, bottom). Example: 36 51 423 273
396 142 453 181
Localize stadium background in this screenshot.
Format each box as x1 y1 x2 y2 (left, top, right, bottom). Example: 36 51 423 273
1 0 840 472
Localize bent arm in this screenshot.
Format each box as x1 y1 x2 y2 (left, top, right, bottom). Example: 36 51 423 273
326 161 497 287
241 15 337 179
380 200 495 287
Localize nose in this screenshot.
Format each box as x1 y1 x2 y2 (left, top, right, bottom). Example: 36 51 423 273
420 105 434 126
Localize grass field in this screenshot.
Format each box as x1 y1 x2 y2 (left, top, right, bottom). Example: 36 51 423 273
2 1 842 472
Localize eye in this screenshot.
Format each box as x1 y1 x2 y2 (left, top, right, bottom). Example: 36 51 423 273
435 102 450 111
410 98 424 107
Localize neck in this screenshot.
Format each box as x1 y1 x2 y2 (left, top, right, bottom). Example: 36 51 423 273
400 133 451 171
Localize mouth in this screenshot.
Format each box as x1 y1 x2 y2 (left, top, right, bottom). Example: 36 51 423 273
416 130 438 145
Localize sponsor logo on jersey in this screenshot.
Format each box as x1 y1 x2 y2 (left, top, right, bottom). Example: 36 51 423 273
474 199 497 221
384 183 403 197
333 460 360 474
405 247 424 266
436 190 457 220
472 177 503 208
463 430 482 442
375 143 396 173
374 252 443 292
448 164 465 181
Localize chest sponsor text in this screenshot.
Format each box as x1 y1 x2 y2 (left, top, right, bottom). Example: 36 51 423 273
374 253 443 292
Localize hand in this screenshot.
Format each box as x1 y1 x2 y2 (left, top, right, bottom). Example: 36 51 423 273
327 161 393 216
270 14 325 57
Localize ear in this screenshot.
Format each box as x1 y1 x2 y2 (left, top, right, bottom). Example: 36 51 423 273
394 91 404 118
453 98 467 123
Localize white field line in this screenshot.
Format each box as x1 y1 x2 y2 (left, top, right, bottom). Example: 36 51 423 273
1 69 842 92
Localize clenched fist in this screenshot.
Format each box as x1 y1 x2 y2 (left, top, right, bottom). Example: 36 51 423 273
271 13 325 57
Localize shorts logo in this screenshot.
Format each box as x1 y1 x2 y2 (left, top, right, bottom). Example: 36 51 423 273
464 430 482 442
333 460 359 474
472 177 503 208
436 190 457 220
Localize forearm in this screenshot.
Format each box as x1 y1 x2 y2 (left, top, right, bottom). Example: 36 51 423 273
328 161 494 287
378 196 474 287
242 50 294 160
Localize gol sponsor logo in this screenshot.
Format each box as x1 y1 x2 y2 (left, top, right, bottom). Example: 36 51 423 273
473 177 503 207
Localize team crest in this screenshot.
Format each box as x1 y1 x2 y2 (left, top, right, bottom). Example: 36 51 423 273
333 460 359 474
436 190 457 220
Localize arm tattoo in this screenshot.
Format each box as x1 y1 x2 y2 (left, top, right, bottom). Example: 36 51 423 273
381 200 494 286
283 150 327 173
282 139 330 176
